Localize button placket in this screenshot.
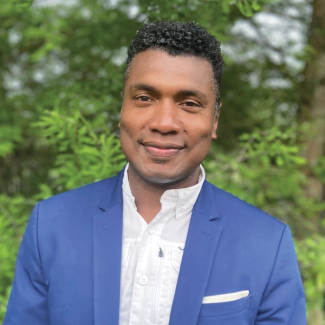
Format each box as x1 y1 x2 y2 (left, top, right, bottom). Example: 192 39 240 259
120 163 206 325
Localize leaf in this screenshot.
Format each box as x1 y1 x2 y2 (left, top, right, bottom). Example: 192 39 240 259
236 0 253 17
236 1 246 15
276 156 284 167
251 0 261 11
221 0 231 13
244 1 253 16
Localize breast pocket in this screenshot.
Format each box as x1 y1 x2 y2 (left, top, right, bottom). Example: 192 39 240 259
197 295 251 325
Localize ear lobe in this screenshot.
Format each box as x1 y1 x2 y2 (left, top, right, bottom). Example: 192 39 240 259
118 121 121 128
212 106 220 140
211 123 218 139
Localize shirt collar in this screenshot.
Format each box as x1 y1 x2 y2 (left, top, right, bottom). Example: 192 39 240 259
122 163 205 220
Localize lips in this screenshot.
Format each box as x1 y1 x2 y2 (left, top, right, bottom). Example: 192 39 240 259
141 142 184 158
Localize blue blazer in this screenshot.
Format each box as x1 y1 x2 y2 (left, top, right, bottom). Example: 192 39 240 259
4 169 306 325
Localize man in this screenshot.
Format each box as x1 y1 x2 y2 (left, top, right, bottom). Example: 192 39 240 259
5 21 306 325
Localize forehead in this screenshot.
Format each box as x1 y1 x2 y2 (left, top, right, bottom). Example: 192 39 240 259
125 50 215 95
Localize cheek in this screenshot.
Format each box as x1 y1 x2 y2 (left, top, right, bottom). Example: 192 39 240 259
119 115 137 138
119 116 143 157
185 125 214 157
187 123 214 144
120 108 145 134
119 119 134 150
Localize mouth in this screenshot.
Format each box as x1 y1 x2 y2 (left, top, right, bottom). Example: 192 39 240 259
141 141 185 158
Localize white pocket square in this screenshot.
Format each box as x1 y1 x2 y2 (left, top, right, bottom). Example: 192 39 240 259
202 290 249 304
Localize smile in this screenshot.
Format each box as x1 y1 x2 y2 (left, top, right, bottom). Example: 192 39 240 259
141 142 184 158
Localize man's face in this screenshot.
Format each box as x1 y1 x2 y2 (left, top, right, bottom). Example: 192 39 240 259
119 49 219 184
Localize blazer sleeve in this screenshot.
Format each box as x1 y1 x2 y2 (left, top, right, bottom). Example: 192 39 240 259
4 203 50 325
255 225 307 324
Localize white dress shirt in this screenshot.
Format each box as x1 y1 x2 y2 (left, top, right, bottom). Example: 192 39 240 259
119 164 205 325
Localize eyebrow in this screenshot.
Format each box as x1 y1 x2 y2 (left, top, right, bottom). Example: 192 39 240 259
130 83 157 92
129 83 208 102
177 89 208 102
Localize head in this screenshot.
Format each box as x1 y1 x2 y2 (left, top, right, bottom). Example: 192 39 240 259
119 21 224 187
125 21 223 113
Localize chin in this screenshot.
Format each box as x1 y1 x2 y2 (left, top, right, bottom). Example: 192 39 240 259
145 174 182 184
139 169 181 184
133 163 197 186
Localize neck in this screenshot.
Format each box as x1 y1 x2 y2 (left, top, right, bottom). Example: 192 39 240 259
127 165 201 224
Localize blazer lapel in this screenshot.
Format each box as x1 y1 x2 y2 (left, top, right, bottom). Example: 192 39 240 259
93 170 124 325
169 181 222 325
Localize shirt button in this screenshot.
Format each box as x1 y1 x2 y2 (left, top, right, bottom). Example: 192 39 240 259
139 276 148 285
148 227 155 235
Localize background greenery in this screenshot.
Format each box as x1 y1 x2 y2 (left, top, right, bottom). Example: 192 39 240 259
0 0 324 323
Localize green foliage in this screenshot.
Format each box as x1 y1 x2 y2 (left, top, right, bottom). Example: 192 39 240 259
35 108 126 191
205 125 324 236
0 127 22 158
0 286 11 322
314 157 325 186
184 0 264 17
296 236 325 309
1 0 33 13
236 0 259 17
0 195 35 321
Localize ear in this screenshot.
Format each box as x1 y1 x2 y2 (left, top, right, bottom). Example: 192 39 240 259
211 103 221 140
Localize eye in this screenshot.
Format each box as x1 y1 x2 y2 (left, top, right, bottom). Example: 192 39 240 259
181 101 201 107
135 96 152 102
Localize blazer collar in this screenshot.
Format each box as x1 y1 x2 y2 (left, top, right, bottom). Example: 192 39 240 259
98 167 125 211
169 180 223 325
194 179 220 220
93 168 125 325
97 167 219 214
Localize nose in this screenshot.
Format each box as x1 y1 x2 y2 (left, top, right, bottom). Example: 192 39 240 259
147 100 181 134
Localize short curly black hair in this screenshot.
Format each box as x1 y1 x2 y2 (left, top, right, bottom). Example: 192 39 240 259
125 21 224 111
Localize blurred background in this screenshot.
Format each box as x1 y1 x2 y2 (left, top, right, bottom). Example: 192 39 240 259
0 0 324 323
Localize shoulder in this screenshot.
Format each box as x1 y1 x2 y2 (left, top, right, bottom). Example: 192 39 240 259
203 182 292 269
205 181 286 235
37 171 122 219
